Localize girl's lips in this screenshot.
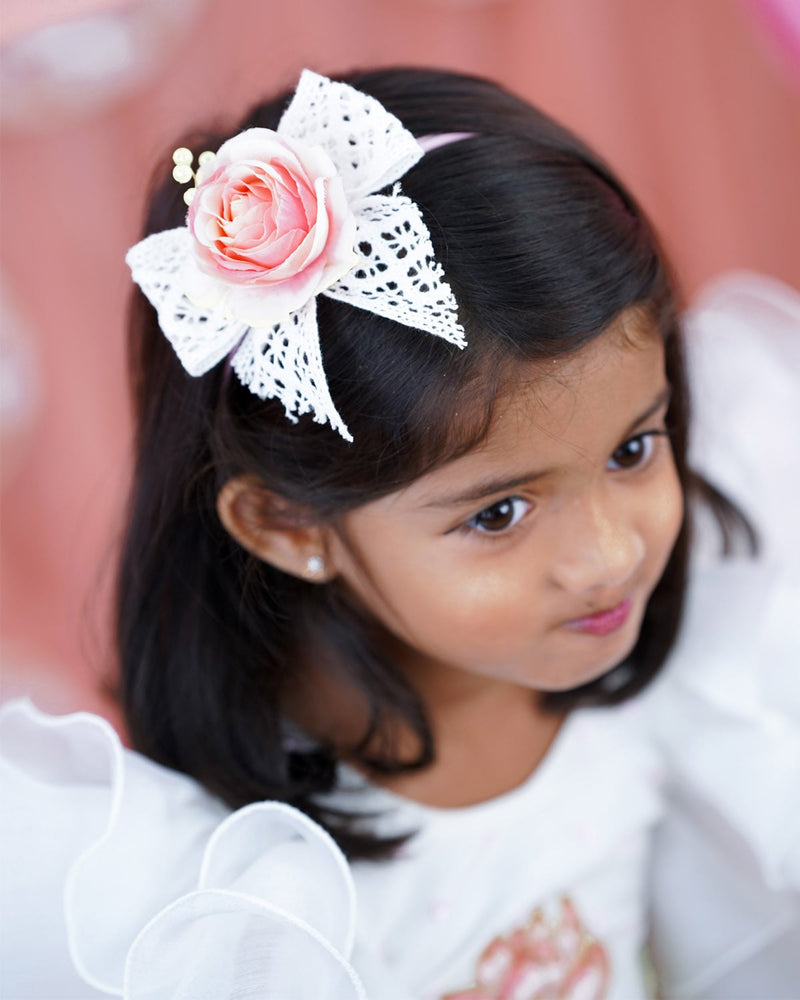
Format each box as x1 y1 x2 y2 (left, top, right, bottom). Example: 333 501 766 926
564 597 633 637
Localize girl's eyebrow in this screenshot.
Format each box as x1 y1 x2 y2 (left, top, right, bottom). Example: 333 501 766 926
422 468 550 509
622 384 672 439
421 384 673 510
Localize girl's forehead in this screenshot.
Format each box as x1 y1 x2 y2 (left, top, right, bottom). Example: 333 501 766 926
495 312 661 431
383 318 668 510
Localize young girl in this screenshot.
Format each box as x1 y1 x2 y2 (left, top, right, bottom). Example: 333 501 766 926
1 69 798 999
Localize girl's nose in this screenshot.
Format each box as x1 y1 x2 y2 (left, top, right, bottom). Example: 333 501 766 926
549 495 645 595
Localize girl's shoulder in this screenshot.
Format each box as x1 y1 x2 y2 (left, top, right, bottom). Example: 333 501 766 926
644 272 800 996
644 555 800 995
0 698 368 999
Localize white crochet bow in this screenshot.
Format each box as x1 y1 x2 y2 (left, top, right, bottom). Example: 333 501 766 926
126 70 466 441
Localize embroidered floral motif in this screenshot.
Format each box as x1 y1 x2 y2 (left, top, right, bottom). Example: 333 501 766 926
443 897 610 1000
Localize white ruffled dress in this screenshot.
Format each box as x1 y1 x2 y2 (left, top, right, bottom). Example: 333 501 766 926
1 273 799 999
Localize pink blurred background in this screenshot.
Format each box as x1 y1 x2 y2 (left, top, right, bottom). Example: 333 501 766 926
1 0 799 728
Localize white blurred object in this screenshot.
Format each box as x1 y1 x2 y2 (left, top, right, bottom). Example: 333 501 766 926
683 270 800 564
0 0 204 128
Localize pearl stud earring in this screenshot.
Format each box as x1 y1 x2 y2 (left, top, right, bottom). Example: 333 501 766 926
305 555 325 576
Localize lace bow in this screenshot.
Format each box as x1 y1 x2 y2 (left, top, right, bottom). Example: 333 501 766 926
126 70 466 441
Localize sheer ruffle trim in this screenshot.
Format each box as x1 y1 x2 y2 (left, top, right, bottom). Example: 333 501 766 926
0 699 366 999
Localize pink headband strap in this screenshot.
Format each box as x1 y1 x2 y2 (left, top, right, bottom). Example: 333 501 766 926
416 131 476 153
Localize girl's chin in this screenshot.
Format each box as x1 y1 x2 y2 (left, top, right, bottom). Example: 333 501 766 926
531 624 643 692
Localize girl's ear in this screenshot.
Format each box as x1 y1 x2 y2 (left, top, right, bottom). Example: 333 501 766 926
216 476 334 583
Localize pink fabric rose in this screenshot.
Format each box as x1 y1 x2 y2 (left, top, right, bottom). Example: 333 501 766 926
184 128 357 327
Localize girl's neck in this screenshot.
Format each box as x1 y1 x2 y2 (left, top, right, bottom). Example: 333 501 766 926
372 653 566 808
286 640 566 809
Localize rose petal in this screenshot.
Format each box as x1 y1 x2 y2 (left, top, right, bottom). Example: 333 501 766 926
213 130 302 170
218 259 327 327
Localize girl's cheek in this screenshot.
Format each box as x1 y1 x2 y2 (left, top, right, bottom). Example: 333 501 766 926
455 565 516 606
657 465 684 544
638 462 684 580
442 564 536 632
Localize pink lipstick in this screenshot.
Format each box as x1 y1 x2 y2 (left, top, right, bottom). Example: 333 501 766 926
565 598 632 637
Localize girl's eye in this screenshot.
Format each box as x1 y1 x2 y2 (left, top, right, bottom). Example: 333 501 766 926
607 431 665 471
466 496 530 534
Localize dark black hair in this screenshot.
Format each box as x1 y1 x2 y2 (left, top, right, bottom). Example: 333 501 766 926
118 67 753 858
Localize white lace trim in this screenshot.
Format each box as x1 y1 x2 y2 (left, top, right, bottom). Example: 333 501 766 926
278 70 424 202
325 190 463 340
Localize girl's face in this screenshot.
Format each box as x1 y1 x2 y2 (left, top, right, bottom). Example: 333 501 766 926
328 311 683 695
